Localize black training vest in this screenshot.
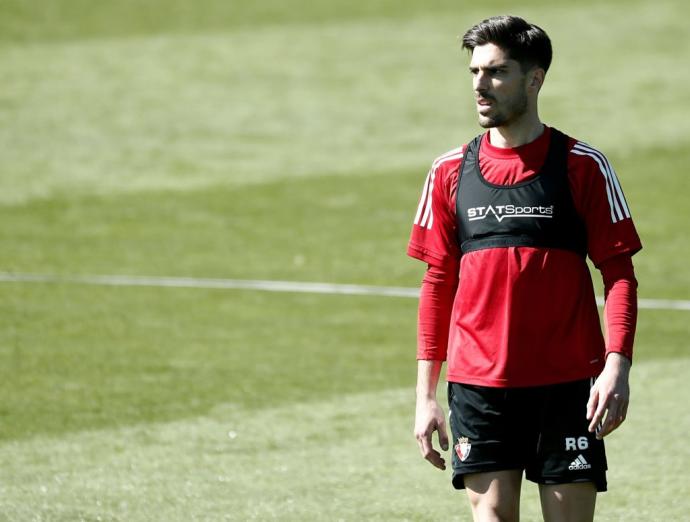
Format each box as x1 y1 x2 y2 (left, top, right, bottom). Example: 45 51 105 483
456 128 587 257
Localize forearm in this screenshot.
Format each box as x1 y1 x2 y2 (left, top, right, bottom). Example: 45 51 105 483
601 254 638 361
417 264 458 360
416 359 444 400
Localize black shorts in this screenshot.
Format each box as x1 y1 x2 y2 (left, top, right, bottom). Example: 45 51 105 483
448 379 607 492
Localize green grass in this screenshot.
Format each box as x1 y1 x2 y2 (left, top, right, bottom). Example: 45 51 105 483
1 280 686 443
0 138 688 292
1 360 689 520
1 0 689 519
1 1 689 205
0 285 418 440
0 0 612 45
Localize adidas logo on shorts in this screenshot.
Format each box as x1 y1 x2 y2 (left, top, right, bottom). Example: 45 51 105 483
568 454 592 471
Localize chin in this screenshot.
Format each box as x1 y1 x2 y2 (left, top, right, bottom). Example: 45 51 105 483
478 117 499 129
477 111 508 128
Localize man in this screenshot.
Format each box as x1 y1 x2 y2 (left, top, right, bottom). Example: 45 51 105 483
408 15 641 522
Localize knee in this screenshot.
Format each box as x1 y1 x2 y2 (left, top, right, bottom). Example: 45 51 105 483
475 505 519 522
467 492 519 522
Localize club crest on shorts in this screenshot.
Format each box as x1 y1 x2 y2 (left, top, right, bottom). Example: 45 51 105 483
455 437 471 462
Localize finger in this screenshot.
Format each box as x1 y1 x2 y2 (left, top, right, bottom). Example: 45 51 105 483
586 387 598 421
424 448 446 470
418 430 439 463
416 430 432 459
438 420 449 451
417 427 446 470
415 434 425 457
598 410 622 439
589 394 606 433
587 392 601 431
597 395 626 439
596 407 617 439
613 395 629 425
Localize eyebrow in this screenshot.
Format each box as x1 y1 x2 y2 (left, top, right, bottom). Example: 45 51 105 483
468 63 510 72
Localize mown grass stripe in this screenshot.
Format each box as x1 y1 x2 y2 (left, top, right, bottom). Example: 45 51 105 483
1 272 689 311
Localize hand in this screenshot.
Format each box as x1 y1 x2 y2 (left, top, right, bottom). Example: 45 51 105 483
586 352 631 439
414 397 449 470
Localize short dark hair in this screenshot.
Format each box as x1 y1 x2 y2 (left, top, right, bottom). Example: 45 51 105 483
462 15 552 73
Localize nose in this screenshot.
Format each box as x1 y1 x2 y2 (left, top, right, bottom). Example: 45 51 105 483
474 70 489 93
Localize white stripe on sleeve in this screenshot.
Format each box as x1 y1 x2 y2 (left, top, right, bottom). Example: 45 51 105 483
413 170 432 226
414 149 463 230
571 142 631 223
574 142 631 219
419 170 435 229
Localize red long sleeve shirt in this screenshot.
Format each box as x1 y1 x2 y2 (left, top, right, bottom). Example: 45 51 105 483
417 255 638 361
408 127 641 387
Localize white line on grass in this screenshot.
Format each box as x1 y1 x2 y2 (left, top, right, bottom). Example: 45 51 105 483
1 272 689 311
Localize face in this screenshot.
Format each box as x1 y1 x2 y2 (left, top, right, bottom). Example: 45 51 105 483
469 43 531 129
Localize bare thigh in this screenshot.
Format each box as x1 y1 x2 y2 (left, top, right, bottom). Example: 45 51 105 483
464 470 522 522
539 482 597 522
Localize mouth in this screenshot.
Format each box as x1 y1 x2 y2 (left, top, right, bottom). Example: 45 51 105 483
476 98 494 114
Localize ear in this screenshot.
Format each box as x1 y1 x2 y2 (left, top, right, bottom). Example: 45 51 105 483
528 67 545 92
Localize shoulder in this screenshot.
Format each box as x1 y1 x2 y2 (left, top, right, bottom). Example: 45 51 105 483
425 145 466 194
412 145 467 230
429 145 468 202
564 136 633 223
566 136 616 174
430 145 466 174
566 137 621 190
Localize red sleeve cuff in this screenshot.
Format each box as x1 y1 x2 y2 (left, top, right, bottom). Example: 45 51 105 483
605 347 633 363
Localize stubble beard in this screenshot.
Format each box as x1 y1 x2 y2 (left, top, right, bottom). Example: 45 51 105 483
477 89 529 129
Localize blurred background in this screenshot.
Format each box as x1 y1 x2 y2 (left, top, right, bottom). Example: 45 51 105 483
1 0 688 520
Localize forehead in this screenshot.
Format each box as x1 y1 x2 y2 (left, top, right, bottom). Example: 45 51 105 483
469 43 516 68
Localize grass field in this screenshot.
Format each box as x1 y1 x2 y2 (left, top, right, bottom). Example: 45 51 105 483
1 0 689 520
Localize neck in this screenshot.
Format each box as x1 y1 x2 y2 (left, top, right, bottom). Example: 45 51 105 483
488 112 544 148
